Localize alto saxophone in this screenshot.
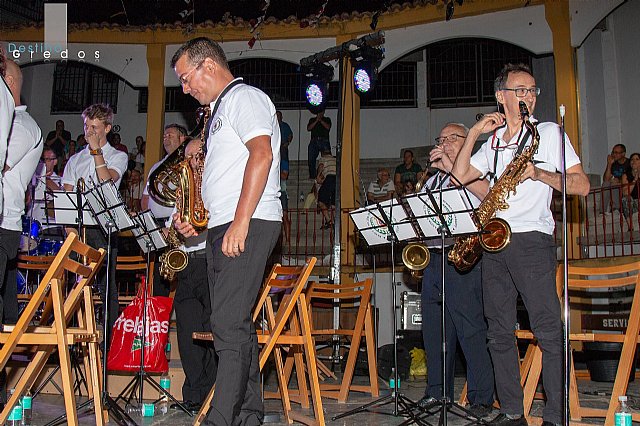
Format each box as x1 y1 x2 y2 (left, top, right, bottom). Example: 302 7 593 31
448 101 540 271
158 107 211 280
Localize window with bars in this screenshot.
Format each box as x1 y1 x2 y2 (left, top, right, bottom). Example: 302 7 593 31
426 38 533 108
51 62 119 113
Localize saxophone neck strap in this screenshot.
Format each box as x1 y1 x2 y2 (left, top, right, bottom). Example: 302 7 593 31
203 78 244 154
490 124 532 184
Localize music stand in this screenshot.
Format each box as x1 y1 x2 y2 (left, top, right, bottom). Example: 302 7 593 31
115 211 191 416
336 199 430 425
401 180 485 426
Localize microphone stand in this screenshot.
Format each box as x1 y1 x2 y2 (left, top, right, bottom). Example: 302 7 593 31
559 105 570 426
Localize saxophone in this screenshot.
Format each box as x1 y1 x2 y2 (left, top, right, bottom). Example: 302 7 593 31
158 107 211 280
448 101 540 271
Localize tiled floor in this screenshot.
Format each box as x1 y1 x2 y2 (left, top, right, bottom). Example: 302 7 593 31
24 374 633 425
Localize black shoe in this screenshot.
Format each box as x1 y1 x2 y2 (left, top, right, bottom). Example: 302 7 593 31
467 403 493 419
487 413 528 425
171 400 202 414
417 396 438 409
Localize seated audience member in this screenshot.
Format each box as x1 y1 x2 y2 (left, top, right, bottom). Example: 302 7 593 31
28 147 62 230
367 167 395 203
76 134 87 151
401 177 415 197
622 152 640 219
110 132 128 154
132 135 145 171
394 149 422 195
601 143 630 214
125 169 144 212
316 149 336 229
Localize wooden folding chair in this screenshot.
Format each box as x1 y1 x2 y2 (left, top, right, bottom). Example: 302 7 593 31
115 255 155 302
193 258 323 426
0 233 106 425
298 279 378 403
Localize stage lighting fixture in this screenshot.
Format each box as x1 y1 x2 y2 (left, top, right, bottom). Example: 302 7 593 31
350 46 384 95
302 63 334 111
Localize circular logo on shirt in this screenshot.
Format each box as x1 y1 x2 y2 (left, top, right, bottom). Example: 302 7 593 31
211 117 223 135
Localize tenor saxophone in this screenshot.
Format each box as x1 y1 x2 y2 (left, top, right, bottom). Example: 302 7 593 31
158 107 210 279
448 101 540 271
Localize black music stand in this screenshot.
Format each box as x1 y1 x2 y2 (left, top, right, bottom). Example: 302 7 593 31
114 210 191 416
338 198 430 425
401 178 486 426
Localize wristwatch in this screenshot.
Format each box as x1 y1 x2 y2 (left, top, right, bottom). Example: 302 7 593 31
89 148 103 156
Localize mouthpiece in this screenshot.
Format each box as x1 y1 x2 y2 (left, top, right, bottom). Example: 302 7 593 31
559 104 566 118
519 101 529 119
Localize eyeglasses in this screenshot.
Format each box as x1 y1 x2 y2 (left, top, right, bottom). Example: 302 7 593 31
178 60 204 86
434 134 465 143
43 157 57 162
501 87 541 98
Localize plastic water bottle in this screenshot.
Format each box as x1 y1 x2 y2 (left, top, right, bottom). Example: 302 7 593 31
157 372 171 415
615 395 632 426
126 402 155 417
7 401 22 426
389 367 400 392
165 342 171 363
21 389 32 426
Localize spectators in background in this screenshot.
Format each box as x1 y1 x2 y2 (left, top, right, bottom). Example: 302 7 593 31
394 149 422 195
277 111 293 166
367 167 395 203
280 154 291 245
316 149 336 229
132 135 145 171
124 168 144 212
601 143 630 214
307 110 331 179
76 134 87 151
110 132 128 154
622 152 640 219
45 119 71 168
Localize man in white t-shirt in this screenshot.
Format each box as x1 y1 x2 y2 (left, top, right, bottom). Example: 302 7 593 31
0 48 13 216
417 123 494 419
0 60 43 326
451 64 590 426
171 37 282 426
366 167 395 203
141 123 187 296
63 104 128 345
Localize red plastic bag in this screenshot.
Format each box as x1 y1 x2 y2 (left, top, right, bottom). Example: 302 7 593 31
107 277 173 373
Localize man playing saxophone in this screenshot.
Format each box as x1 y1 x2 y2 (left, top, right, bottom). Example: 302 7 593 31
451 63 590 426
166 139 216 415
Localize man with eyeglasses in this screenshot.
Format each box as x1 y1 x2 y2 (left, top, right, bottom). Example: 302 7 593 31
170 37 281 426
29 146 62 230
600 143 630 214
451 63 590 426
418 123 494 419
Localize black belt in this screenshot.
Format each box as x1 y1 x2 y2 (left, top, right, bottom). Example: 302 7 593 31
154 217 169 225
187 249 207 259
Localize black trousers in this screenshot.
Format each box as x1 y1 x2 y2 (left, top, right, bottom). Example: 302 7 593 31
175 253 217 404
421 250 494 405
482 231 562 424
0 228 21 325
204 219 281 426
84 227 119 347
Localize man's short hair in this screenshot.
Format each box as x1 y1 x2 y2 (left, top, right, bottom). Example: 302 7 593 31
494 63 533 93
404 149 414 157
613 143 627 153
164 123 187 137
82 104 113 126
445 122 470 136
170 37 229 71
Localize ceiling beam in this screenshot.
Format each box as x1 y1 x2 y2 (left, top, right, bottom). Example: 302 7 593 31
0 0 543 44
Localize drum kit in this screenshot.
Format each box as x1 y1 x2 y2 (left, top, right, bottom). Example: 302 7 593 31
19 216 63 256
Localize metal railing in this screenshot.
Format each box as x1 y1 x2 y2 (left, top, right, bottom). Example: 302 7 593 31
278 182 640 267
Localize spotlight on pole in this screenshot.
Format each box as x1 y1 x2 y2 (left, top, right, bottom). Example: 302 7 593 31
302 63 334 112
350 46 384 95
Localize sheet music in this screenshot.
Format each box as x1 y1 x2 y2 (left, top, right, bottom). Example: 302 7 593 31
84 181 136 233
350 199 417 246
131 210 168 252
404 187 477 238
50 190 97 226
